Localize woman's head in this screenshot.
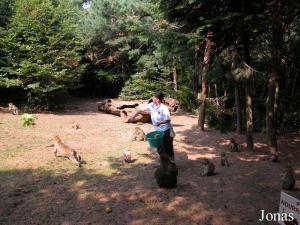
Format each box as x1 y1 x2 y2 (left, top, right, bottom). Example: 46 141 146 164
152 91 164 105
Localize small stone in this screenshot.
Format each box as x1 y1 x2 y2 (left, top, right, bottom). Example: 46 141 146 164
104 207 112 214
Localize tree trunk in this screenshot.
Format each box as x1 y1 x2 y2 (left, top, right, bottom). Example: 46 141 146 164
194 45 202 96
198 31 214 131
231 45 242 134
266 0 283 155
243 34 254 151
235 85 242 134
245 85 254 151
172 65 178 91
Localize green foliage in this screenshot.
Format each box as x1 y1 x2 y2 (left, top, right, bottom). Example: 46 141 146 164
96 70 126 96
206 103 235 133
21 113 37 126
78 0 155 97
0 0 14 28
1 0 84 107
175 85 198 112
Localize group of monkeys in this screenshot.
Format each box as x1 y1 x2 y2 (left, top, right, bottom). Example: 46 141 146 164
49 122 296 191
130 129 296 190
128 127 240 188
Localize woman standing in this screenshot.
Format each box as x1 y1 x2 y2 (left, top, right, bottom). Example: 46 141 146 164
129 91 174 160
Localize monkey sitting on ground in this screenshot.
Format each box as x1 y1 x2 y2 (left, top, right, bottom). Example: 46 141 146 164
131 127 146 141
270 154 279 162
52 135 82 167
201 159 215 176
155 154 178 189
123 149 134 163
72 121 80 130
8 103 19 115
282 166 296 190
229 138 239 152
220 151 229 166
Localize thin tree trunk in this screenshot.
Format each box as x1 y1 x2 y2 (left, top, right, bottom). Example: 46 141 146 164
245 85 253 151
214 84 218 98
235 85 242 134
291 72 298 97
214 84 219 105
198 32 214 131
194 45 202 96
231 45 242 134
243 34 254 151
172 64 178 91
266 0 283 155
198 74 207 131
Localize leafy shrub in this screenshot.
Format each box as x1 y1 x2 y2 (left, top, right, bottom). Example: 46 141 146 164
21 113 37 127
174 85 198 112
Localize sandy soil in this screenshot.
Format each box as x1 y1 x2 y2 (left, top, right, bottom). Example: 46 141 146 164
0 97 299 225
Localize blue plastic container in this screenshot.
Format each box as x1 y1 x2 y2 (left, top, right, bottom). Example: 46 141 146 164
146 131 164 148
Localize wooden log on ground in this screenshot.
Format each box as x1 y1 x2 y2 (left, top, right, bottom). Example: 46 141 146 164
97 99 151 123
0 103 20 115
0 106 10 113
120 109 151 123
164 98 180 114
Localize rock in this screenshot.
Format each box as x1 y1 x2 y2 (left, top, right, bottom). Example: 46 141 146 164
104 207 112 214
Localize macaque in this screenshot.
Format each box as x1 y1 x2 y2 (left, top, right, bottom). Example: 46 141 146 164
270 154 279 162
72 121 80 130
229 138 239 152
282 166 296 190
155 154 178 188
220 151 229 166
201 159 215 176
8 103 19 115
0 103 19 115
52 135 82 167
132 127 146 141
123 149 133 163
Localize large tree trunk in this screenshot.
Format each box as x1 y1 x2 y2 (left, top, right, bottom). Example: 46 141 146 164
243 34 254 151
231 45 242 134
198 32 214 131
266 0 283 155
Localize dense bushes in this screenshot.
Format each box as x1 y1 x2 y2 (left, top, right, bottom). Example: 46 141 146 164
0 0 84 108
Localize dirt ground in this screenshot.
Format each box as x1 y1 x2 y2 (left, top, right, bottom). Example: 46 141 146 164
0 98 299 225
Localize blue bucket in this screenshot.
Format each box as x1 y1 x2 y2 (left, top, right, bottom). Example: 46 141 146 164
146 131 164 148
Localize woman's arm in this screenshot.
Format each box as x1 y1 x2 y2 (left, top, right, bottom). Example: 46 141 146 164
157 119 170 126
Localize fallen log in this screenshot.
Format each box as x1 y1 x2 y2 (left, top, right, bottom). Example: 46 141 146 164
0 103 20 115
164 98 180 114
97 99 151 123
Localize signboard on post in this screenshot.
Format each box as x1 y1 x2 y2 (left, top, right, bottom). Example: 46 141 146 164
278 192 300 225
